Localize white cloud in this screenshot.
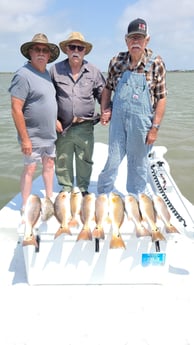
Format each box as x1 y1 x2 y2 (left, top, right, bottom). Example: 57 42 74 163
0 0 47 30
0 0 194 71
0 0 47 15
116 0 194 70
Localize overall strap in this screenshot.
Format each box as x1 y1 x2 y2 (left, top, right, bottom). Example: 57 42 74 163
144 54 156 73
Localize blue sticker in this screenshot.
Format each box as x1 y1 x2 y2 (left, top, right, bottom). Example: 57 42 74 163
141 253 166 266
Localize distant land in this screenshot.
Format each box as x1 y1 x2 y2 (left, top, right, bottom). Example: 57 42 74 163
168 70 194 73
0 70 194 74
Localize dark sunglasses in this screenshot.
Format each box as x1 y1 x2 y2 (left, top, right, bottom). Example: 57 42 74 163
31 47 50 54
68 44 85 52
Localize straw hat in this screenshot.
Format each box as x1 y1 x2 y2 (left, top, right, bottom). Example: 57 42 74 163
20 33 60 63
59 32 93 55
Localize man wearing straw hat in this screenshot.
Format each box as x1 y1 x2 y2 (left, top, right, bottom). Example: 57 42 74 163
9 33 60 216
50 32 105 196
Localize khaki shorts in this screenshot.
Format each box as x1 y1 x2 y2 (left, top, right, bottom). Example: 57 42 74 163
23 145 56 165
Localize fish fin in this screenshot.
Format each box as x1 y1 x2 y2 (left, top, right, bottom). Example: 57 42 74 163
76 228 92 241
110 233 126 249
136 225 151 237
54 226 72 239
165 223 180 233
92 226 105 240
22 235 38 247
152 228 166 242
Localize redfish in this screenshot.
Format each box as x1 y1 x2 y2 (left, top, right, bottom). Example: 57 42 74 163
92 193 109 240
77 193 96 241
69 187 83 228
152 194 179 233
22 194 41 247
124 194 151 237
109 192 126 249
138 193 166 242
54 192 72 239
41 196 54 222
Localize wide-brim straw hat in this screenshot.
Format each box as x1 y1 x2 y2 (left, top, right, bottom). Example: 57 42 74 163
20 33 60 63
59 32 92 55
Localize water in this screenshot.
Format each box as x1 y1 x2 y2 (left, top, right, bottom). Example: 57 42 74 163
0 72 193 209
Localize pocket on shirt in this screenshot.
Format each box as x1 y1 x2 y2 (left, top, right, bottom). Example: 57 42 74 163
79 79 94 97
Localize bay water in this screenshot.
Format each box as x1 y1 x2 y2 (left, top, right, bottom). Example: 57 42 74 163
0 72 193 209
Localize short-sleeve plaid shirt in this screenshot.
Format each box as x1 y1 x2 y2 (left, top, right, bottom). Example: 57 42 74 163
105 48 167 111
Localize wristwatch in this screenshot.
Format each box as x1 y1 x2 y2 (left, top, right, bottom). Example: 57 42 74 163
152 123 160 130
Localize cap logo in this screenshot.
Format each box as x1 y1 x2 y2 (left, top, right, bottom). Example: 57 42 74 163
139 23 146 31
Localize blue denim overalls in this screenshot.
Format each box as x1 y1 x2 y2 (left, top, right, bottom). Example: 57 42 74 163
97 58 154 196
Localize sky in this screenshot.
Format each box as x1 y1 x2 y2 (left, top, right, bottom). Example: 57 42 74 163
0 0 194 72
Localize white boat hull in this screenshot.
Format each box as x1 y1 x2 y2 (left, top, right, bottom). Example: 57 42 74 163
1 142 194 285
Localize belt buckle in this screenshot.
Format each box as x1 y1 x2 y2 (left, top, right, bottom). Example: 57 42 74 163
72 116 84 124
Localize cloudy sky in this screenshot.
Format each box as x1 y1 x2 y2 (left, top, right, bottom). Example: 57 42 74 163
0 0 194 72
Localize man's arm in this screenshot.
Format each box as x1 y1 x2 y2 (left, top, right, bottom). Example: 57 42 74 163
100 87 112 125
146 97 166 145
11 96 32 155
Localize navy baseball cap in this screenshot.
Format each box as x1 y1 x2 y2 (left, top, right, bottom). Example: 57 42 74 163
127 18 148 37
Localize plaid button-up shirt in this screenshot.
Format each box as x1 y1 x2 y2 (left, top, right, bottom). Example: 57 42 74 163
105 48 167 111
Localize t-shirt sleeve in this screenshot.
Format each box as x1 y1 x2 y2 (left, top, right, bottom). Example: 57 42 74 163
8 74 29 101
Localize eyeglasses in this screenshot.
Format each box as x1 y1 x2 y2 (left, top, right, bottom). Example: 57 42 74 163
127 35 145 41
67 45 85 52
31 47 50 54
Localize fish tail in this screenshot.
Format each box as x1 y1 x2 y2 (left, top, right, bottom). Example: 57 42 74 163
152 228 166 242
92 225 105 240
22 234 38 247
110 233 126 249
68 217 80 228
76 227 92 241
165 223 180 233
54 226 72 239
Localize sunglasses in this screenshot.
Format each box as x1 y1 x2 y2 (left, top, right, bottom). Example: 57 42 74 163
31 47 50 54
68 44 85 52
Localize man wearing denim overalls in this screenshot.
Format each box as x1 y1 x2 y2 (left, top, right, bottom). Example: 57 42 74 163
97 18 167 196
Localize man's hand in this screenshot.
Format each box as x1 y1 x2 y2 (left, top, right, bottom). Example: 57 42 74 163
100 108 112 125
146 127 158 145
56 120 63 133
21 138 32 155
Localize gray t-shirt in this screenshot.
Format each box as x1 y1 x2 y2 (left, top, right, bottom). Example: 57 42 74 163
9 62 57 147
50 59 105 130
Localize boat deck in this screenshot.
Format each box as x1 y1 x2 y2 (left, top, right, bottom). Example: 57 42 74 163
1 143 194 344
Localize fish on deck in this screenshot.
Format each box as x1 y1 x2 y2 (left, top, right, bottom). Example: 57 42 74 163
92 193 109 240
54 191 72 239
124 194 151 237
40 196 54 222
69 187 83 228
77 193 96 241
152 194 179 233
22 194 41 247
108 192 126 249
138 193 166 242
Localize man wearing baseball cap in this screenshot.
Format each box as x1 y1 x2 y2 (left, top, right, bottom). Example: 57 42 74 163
98 19 167 205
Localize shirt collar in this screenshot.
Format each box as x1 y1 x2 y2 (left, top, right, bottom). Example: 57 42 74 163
128 48 153 68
